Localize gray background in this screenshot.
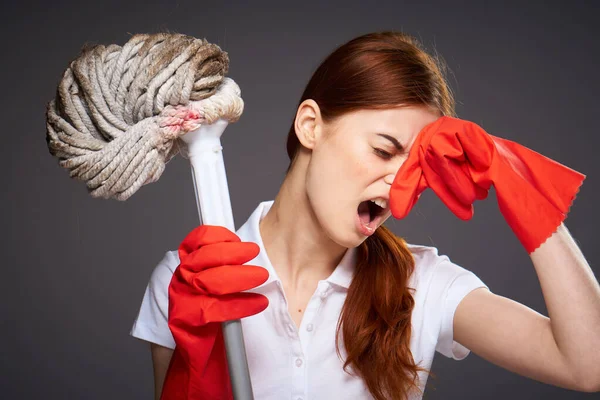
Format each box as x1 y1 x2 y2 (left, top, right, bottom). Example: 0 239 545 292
2 0 598 398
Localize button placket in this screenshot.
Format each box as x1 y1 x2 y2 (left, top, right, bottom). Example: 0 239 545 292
291 354 305 398
287 321 295 334
289 319 306 399
276 283 306 398
299 282 332 359
298 296 320 352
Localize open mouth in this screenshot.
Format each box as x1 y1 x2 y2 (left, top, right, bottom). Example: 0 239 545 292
357 198 388 230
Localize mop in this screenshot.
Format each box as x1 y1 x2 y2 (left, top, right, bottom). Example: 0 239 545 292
45 32 259 399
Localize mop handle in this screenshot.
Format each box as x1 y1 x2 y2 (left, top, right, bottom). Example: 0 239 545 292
179 119 255 400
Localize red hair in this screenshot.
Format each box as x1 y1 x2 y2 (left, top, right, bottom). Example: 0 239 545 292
285 31 455 399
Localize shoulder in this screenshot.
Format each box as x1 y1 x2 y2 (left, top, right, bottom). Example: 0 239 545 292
406 243 447 268
405 242 485 296
160 250 180 272
148 250 180 286
405 243 452 283
405 243 488 360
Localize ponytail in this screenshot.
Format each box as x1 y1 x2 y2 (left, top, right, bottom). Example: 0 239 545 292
336 225 435 399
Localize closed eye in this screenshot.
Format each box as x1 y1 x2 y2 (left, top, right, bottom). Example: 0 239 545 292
373 148 393 160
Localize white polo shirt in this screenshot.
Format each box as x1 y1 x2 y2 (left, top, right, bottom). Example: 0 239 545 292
130 200 488 399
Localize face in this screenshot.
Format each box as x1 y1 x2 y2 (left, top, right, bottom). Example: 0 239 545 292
300 103 440 248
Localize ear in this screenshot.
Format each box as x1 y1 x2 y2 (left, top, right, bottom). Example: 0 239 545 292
294 99 323 150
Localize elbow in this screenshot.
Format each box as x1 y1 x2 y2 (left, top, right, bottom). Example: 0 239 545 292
576 374 600 393
578 382 600 394
564 352 600 392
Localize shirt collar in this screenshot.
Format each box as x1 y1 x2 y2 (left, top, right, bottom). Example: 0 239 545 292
236 200 357 290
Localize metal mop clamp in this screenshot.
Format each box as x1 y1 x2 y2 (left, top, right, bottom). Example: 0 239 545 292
179 119 255 399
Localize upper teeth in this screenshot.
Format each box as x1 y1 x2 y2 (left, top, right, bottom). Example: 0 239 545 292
370 198 387 209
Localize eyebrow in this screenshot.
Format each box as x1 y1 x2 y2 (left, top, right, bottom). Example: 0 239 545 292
376 133 405 152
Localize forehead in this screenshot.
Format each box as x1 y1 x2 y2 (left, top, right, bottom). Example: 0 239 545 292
332 106 441 146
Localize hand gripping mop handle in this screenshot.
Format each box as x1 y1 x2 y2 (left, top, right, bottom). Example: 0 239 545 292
179 119 255 400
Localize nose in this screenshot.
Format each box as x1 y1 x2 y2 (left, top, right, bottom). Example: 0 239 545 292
384 157 405 186
384 173 395 186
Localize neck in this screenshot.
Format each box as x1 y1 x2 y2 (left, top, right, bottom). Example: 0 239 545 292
259 161 348 293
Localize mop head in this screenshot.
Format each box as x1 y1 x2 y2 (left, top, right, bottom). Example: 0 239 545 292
45 33 244 200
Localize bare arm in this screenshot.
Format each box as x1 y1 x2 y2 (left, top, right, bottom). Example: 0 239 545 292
454 223 600 392
150 343 174 400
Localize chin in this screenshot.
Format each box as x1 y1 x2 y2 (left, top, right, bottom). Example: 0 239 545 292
345 235 367 249
321 223 359 249
341 222 373 248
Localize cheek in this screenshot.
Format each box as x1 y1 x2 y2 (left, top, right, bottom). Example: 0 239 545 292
306 145 349 200
305 143 360 216
330 138 368 175
303 139 377 246
325 142 365 191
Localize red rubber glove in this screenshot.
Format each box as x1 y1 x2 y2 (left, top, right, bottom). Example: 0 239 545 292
389 116 586 254
160 225 269 400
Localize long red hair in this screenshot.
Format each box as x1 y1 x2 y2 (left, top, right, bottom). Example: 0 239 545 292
285 31 455 399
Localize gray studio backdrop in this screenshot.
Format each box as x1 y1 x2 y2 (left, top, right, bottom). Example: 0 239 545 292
2 0 598 399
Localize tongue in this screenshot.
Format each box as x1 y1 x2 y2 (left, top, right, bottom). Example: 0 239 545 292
358 201 371 226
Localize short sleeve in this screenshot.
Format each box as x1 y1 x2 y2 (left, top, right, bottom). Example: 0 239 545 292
129 250 180 349
433 256 489 360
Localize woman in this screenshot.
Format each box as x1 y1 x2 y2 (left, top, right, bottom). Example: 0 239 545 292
130 31 599 399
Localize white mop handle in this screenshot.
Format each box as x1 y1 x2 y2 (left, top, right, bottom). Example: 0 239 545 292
183 120 235 229
179 119 255 400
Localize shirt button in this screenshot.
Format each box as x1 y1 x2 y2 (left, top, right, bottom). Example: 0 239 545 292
320 290 328 298
306 323 314 332
295 358 303 367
